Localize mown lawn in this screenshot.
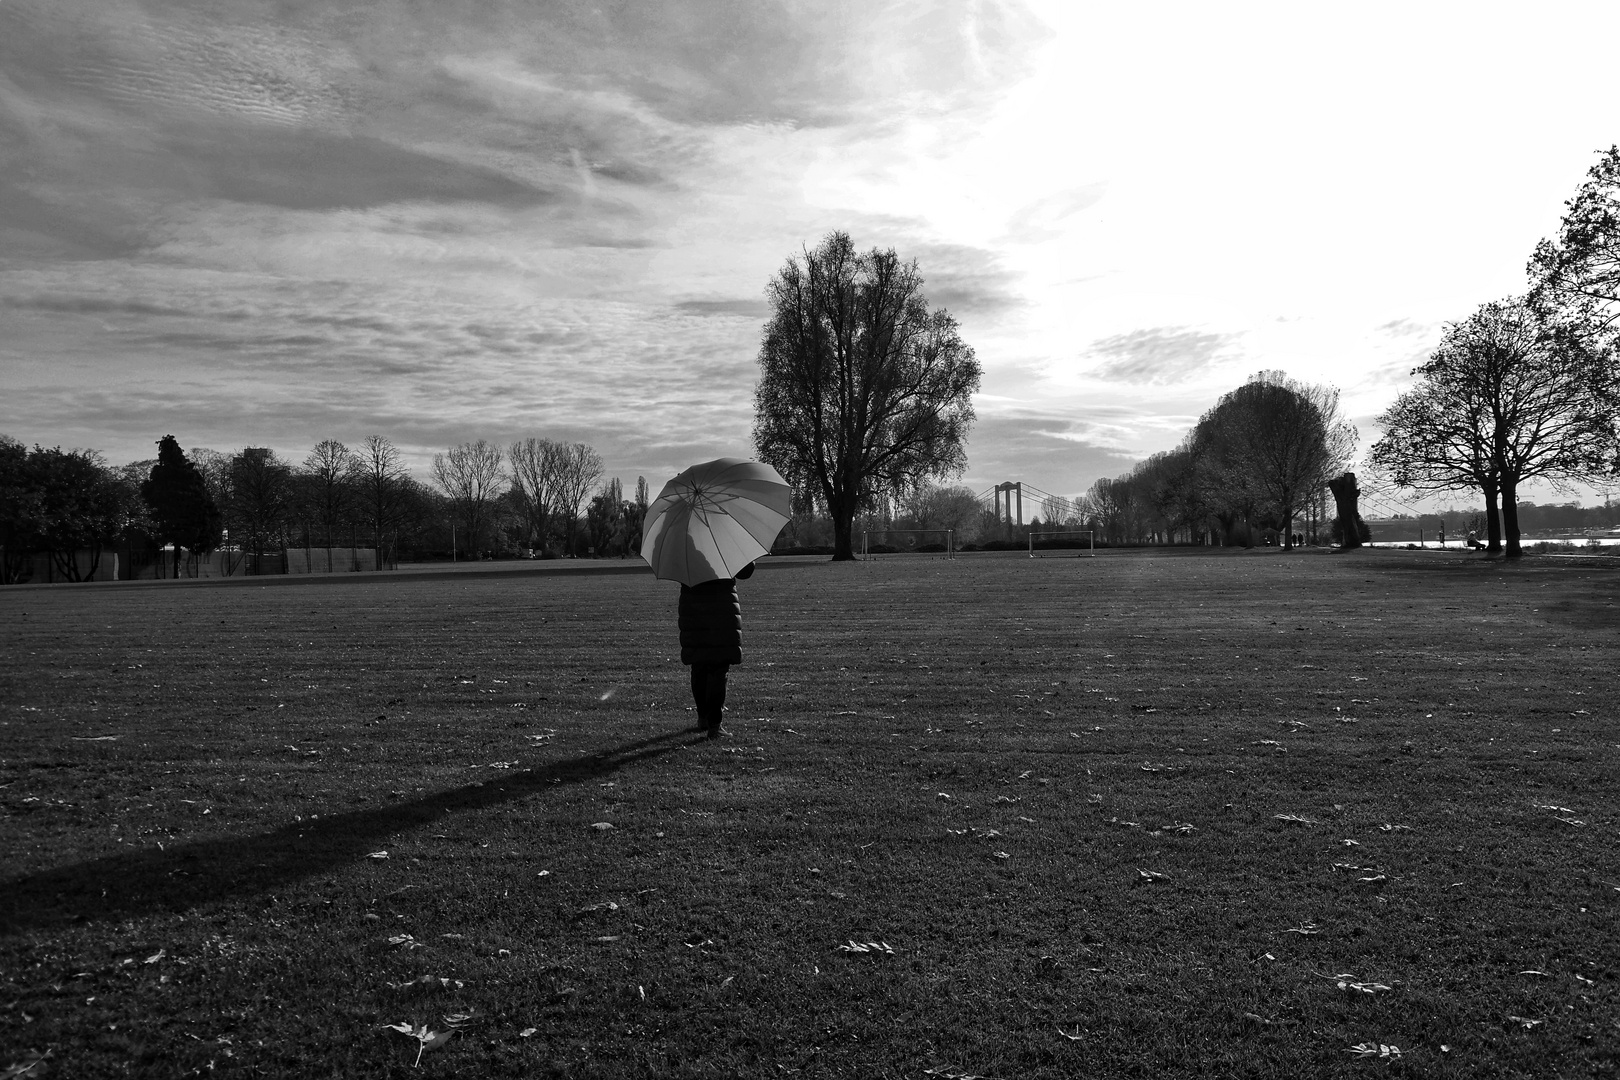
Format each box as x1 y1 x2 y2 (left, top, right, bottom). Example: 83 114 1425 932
1 549 1617 1079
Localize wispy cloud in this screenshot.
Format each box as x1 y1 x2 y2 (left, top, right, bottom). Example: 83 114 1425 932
1086 327 1236 386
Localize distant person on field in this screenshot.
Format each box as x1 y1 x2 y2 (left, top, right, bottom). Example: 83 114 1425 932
1437 522 1446 547
679 561 754 739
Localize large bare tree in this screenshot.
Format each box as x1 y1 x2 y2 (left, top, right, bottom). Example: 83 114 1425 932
753 231 982 560
432 440 505 557
1370 376 1503 551
1375 300 1613 557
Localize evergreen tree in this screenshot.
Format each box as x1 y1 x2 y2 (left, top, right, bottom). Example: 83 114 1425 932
141 435 223 577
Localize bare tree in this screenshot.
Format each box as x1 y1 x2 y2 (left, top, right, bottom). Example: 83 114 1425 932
227 448 292 573
901 483 983 543
352 435 411 569
432 440 505 557
551 442 602 556
753 231 982 560
508 438 565 555
303 439 357 550
1376 300 1614 557
1370 376 1503 551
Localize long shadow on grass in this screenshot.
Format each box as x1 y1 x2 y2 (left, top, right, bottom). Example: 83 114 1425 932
0 727 706 936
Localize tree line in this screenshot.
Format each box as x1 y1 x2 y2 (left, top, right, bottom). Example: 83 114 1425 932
1067 372 1357 548
0 432 649 584
1369 147 1620 557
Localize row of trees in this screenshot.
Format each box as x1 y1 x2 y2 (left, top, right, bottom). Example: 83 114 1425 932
1075 372 1356 548
1 430 654 583
1370 146 1620 557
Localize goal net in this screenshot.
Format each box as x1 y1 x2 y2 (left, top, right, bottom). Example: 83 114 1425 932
1028 529 1095 557
862 528 955 559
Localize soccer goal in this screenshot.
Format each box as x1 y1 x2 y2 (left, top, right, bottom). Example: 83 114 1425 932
861 529 955 559
1028 529 1095 557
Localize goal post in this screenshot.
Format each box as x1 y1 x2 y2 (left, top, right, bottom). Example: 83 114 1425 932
861 528 955 559
1028 529 1095 557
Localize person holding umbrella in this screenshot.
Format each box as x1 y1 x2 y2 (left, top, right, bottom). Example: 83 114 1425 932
641 458 792 739
679 560 754 736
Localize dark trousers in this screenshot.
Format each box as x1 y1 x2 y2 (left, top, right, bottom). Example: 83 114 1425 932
689 663 728 727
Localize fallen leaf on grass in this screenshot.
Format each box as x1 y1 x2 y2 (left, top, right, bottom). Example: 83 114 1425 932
923 1066 997 1080
0 1051 51 1078
1319 972 1391 994
386 975 465 992
1056 1026 1084 1041
1518 970 1551 977
144 949 165 964
1284 923 1320 935
1531 804 1577 814
1508 1016 1543 1029
1161 822 1195 835
1107 817 1141 828
387 934 424 949
1274 813 1317 826
518 1028 537 1038
383 1022 454 1067
1136 869 1168 883
1140 762 1170 772
368 851 389 859
836 940 896 955
719 976 734 989
992 851 1011 860
1346 1043 1401 1059
590 822 614 831
1242 1012 1298 1026
578 901 620 914
1378 824 1412 833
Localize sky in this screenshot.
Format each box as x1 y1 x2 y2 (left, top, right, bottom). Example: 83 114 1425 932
3 0 1619 508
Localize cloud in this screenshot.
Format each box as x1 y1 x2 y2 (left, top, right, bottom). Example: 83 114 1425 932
901 240 1024 319
1086 327 1236 385
1003 183 1108 244
673 299 770 319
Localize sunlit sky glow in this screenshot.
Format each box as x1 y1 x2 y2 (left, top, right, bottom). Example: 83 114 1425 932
3 0 1618 505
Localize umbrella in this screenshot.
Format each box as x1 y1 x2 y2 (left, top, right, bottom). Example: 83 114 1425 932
641 458 792 586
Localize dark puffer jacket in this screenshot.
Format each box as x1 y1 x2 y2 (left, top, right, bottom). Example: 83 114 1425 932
677 564 753 665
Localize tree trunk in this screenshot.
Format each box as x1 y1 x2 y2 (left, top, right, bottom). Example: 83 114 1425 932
1500 478 1521 558
831 507 857 561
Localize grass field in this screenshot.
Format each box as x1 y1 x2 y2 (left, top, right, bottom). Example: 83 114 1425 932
2 549 1618 1079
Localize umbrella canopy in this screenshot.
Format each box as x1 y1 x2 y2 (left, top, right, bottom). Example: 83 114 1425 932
641 458 792 586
